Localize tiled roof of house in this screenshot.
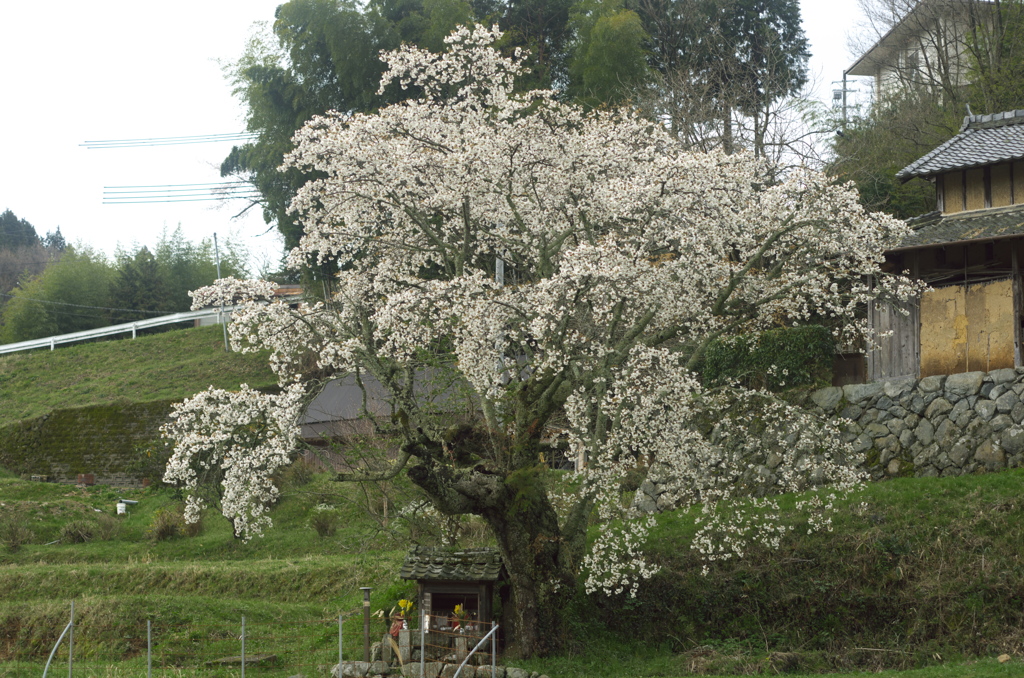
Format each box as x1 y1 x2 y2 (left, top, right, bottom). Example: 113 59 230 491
892 203 1024 251
400 546 504 582
897 110 1024 181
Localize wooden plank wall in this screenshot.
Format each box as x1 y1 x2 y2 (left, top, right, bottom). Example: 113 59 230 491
867 297 921 381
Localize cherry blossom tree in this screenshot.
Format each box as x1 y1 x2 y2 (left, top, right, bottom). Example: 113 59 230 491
162 25 918 657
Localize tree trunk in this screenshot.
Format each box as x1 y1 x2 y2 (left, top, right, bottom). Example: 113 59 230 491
482 493 574 658
407 452 579 658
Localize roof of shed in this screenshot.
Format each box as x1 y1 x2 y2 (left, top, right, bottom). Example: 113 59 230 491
897 110 1024 181
892 203 1024 251
400 547 504 582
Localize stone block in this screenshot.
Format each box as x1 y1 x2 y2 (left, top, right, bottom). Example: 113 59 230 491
1000 427 1024 454
1013 402 1024 424
964 418 993 441
996 390 1018 413
852 434 873 453
925 398 952 419
840 404 863 420
919 375 945 393
399 629 413 664
865 423 889 438
914 419 935 446
975 400 997 420
506 669 531 678
948 442 971 467
402 663 445 678
910 395 926 414
337 662 371 678
442 664 475 678
949 398 970 421
884 377 917 398
843 382 884 404
989 384 1008 401
974 441 1007 470
886 418 906 436
989 367 1017 384
991 414 1013 431
935 419 960 447
810 386 843 411
945 371 984 397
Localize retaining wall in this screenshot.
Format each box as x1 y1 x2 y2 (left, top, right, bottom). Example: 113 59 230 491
0 400 174 486
635 368 1024 513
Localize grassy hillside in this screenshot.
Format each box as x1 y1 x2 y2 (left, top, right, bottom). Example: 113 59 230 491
1 463 1022 677
0 325 277 428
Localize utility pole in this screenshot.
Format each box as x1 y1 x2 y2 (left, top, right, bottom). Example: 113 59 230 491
214 232 229 352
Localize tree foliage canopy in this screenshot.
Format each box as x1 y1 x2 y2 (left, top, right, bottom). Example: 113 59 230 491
225 0 812 248
165 27 917 656
0 228 247 343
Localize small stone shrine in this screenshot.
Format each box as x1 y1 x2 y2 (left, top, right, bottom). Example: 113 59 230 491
400 546 505 629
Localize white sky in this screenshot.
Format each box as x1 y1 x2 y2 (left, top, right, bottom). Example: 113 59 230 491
0 0 869 275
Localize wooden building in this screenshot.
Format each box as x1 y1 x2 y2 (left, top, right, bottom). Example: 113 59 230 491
869 109 1024 381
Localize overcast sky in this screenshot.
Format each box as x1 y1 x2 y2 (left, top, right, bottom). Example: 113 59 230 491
0 0 869 275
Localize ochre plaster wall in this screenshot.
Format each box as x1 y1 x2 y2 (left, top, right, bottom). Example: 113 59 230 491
943 171 964 213
991 163 1013 207
966 168 986 211
920 278 1015 377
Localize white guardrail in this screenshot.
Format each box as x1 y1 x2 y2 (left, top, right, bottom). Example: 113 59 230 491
0 306 239 356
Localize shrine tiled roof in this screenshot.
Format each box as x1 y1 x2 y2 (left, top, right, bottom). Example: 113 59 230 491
892 204 1024 251
400 547 504 582
897 110 1024 181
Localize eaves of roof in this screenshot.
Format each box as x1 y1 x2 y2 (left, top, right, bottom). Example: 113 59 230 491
890 203 1024 252
896 110 1024 181
846 0 964 77
400 546 504 582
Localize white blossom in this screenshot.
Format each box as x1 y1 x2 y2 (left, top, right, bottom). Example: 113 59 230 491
163 26 918 594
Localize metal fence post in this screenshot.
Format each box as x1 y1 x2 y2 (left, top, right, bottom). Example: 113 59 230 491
68 600 74 678
491 623 496 678
147 619 152 678
338 614 343 669
241 615 246 678
420 612 426 678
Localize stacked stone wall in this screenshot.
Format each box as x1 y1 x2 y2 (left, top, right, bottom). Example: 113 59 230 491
809 368 1024 479
0 400 174 486
635 368 1024 513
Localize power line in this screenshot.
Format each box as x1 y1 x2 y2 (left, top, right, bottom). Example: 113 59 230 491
82 133 256 149
0 292 176 317
102 181 262 204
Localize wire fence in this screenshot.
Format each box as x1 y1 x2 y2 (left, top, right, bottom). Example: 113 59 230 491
37 609 355 678
33 606 501 678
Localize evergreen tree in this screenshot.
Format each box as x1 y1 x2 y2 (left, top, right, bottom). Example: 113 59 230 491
0 209 40 250
111 247 168 324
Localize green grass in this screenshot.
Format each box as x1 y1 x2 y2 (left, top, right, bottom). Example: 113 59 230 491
1 463 1023 676
0 325 276 428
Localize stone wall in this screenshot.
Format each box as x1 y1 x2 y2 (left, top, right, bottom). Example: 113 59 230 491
0 400 174 486
634 368 1024 513
809 368 1024 479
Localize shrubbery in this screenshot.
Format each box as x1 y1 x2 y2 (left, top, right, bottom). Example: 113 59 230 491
701 325 835 391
